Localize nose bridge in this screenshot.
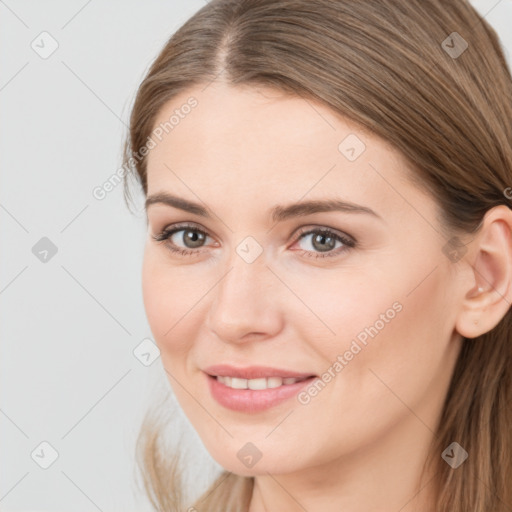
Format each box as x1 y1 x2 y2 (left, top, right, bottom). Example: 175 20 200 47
207 242 282 341
218 233 271 302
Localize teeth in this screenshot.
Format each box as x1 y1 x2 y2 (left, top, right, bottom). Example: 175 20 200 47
267 377 283 388
248 378 267 390
216 375 308 389
231 377 248 389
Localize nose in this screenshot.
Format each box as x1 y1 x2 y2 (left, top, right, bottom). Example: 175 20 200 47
206 251 284 345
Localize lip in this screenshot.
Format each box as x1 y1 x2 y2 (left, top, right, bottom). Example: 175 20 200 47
203 365 317 413
203 364 315 380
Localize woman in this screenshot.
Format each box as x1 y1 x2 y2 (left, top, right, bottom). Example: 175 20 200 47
122 0 512 510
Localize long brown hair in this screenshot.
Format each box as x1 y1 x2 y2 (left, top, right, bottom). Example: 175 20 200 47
122 1 512 510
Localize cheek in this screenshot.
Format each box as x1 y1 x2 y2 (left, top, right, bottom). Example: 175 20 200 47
141 247 198 358
296 257 453 401
330 264 453 409
284 265 454 462
285 268 404 361
141 248 166 337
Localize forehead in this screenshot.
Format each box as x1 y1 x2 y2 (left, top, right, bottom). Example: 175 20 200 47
145 82 426 221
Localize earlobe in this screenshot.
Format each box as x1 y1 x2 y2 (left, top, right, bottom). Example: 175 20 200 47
455 205 512 339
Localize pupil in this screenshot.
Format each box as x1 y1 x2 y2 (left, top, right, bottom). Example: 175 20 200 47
313 233 335 252
185 230 204 248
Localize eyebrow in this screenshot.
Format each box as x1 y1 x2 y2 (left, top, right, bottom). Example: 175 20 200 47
145 192 383 223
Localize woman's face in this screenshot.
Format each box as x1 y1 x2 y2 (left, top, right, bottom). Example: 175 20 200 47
142 82 463 476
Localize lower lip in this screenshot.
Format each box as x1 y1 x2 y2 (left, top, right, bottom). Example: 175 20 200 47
206 373 316 413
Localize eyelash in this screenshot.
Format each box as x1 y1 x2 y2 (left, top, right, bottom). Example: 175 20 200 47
151 222 356 259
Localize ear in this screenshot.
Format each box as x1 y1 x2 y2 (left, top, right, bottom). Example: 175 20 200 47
455 205 512 339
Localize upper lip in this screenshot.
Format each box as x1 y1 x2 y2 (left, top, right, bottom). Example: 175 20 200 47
203 364 316 380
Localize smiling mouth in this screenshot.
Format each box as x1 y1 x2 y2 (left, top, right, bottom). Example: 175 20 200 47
214 375 312 390
204 367 318 412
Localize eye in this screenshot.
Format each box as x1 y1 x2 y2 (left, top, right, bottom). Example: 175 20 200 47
151 223 213 257
151 223 356 259
290 226 355 259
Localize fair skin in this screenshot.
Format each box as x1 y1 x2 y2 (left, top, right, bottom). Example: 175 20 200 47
141 82 512 511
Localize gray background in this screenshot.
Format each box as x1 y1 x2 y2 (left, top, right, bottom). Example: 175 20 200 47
1 1 511 511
